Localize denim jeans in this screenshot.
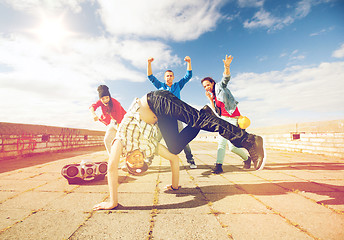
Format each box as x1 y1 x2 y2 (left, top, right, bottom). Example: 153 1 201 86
216 115 248 164
147 90 248 155
156 120 194 160
178 121 194 160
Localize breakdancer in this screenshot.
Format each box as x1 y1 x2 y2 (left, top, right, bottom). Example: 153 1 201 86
93 90 265 210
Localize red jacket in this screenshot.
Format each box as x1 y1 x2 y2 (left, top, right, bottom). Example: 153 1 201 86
91 98 126 126
214 96 240 118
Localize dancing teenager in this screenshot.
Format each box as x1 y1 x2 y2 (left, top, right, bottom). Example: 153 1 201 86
147 56 196 168
89 85 126 155
93 96 180 210
93 89 265 210
201 54 257 173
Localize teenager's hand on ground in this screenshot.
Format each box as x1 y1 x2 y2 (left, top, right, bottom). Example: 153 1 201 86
184 56 191 63
223 54 233 68
148 57 154 63
93 201 118 211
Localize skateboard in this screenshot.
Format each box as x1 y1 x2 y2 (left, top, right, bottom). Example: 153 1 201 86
61 159 108 184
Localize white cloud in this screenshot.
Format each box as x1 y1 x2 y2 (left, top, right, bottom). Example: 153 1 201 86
232 61 344 127
114 40 181 70
0 34 143 86
237 0 265 8
2 0 87 13
243 9 277 29
280 52 287 58
294 0 312 18
243 0 327 31
0 0 226 130
0 33 181 129
2 0 341 131
279 49 305 63
97 0 223 41
332 43 344 58
289 50 305 61
257 56 268 62
310 26 334 37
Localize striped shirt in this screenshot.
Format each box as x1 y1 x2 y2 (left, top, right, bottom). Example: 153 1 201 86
114 98 159 158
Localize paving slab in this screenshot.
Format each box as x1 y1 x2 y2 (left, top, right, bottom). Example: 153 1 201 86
0 141 343 239
153 214 231 240
70 211 152 240
219 213 314 240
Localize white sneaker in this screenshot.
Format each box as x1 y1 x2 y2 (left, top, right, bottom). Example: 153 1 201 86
188 159 197 169
190 163 197 169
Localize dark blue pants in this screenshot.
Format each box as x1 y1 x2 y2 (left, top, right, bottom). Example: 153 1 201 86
147 90 248 155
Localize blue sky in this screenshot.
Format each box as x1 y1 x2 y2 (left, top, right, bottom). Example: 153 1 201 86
0 0 343 131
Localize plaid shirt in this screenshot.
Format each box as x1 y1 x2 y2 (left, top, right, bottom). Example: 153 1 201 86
114 98 159 158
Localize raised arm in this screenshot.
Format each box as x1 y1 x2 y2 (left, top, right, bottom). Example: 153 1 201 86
219 54 234 88
147 57 154 76
185 56 192 71
223 54 233 76
93 139 123 210
147 57 165 89
176 56 193 90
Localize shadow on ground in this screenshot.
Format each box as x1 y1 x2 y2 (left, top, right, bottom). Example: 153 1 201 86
98 181 344 211
264 162 344 171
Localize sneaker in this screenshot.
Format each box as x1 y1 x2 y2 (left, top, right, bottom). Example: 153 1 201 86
212 163 223 174
187 159 197 169
242 134 266 170
243 157 251 170
146 156 154 166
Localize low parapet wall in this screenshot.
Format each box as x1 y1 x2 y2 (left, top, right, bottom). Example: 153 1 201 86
195 119 344 158
262 132 344 158
0 122 105 160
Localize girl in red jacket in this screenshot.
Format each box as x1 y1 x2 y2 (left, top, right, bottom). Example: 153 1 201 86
89 85 126 155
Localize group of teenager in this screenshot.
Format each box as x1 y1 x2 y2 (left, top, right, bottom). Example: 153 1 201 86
89 54 266 210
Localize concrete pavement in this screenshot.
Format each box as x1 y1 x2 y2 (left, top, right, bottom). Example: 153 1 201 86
0 142 343 239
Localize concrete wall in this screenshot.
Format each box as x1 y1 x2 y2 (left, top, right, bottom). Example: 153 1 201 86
2 119 343 160
261 132 344 158
0 122 105 160
195 119 344 158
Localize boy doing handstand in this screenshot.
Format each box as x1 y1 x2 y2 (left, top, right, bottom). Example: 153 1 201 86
93 88 265 210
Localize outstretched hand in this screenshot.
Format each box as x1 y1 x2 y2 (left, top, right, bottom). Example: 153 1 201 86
148 57 154 63
223 54 233 68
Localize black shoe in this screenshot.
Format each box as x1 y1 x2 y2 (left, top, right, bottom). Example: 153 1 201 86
243 157 251 170
200 105 216 116
242 135 266 170
212 163 223 174
187 159 197 169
